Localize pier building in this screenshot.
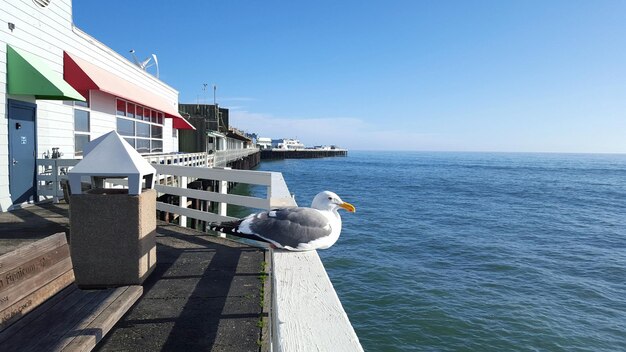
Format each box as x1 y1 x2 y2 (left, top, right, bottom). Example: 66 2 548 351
0 1 363 351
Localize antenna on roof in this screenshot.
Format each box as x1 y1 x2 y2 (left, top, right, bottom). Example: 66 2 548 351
129 49 159 79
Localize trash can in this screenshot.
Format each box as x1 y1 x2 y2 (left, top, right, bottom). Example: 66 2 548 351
68 131 157 288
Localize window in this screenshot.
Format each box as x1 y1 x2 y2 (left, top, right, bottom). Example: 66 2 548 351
115 98 165 154
74 99 91 156
117 118 135 136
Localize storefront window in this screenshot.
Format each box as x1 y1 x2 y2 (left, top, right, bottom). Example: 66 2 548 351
74 99 90 156
115 98 164 154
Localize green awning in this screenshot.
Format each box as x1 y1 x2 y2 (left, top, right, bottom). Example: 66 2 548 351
6 45 85 101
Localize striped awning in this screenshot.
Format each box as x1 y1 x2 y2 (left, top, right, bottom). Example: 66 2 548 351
63 51 194 130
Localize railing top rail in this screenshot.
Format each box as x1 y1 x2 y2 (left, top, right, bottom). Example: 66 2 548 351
154 164 273 186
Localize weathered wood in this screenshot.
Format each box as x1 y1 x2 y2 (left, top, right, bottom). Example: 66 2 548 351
21 288 109 352
0 270 75 330
272 250 363 352
0 285 142 352
0 257 73 312
62 286 142 352
0 244 70 295
0 233 68 280
0 232 143 352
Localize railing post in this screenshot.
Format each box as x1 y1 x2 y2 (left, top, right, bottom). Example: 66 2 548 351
179 175 187 227
217 168 230 238
53 159 60 203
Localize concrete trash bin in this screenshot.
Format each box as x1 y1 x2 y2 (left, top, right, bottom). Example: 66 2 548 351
67 131 158 287
70 188 157 288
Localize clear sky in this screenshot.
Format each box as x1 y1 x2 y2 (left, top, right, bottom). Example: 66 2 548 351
73 0 626 153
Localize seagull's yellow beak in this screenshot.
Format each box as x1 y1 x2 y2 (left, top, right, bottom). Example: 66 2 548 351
339 202 356 213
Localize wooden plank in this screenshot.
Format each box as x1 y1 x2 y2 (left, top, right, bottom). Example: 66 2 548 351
0 270 74 332
0 233 67 278
0 258 72 312
0 285 83 345
272 250 363 352
154 164 273 185
61 286 143 352
155 184 270 209
0 244 70 295
156 201 236 223
0 288 103 352
27 289 115 352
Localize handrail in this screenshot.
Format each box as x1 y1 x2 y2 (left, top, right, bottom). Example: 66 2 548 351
270 195 364 352
151 164 277 225
213 148 258 167
36 150 257 202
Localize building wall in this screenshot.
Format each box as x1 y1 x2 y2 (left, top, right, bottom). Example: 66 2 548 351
0 0 181 210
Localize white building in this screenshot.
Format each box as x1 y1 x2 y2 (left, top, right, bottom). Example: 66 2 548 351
1 0 194 211
257 137 272 149
272 138 305 150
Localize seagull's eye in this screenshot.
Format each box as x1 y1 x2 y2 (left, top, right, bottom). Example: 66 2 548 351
328 197 333 200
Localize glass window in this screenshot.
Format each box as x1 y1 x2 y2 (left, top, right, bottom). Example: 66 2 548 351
151 125 163 139
116 99 126 116
75 134 90 156
74 109 90 132
117 118 135 136
137 122 150 138
124 138 135 148
126 103 135 118
143 108 152 121
136 139 150 153
115 98 166 154
151 140 163 153
136 106 143 120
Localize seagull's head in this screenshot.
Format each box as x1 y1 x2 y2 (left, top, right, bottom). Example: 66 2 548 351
311 191 356 213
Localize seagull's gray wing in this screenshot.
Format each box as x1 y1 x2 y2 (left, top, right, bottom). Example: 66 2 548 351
244 207 332 248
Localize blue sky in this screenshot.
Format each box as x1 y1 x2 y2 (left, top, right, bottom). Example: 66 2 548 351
73 1 626 152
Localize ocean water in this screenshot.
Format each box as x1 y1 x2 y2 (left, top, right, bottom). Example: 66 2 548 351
253 151 626 351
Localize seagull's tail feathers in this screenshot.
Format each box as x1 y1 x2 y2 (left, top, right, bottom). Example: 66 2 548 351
208 220 274 246
208 220 242 234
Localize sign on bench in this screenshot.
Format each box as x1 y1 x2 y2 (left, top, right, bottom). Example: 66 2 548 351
0 233 74 331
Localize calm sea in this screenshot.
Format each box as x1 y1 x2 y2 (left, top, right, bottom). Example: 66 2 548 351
251 151 626 351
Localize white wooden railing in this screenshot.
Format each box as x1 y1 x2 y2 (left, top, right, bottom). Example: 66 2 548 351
36 150 257 201
213 148 258 167
152 164 294 226
143 152 212 167
37 158 80 202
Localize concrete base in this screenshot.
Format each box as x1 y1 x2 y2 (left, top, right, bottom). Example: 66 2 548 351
69 188 157 288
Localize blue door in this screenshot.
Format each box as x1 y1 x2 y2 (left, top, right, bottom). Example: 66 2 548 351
8 99 37 205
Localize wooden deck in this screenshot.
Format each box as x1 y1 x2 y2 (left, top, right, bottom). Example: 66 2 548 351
0 202 269 351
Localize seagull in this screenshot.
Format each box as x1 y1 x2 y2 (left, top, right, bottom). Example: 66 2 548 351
208 191 356 251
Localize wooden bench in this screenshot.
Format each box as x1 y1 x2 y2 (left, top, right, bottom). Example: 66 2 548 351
0 233 142 352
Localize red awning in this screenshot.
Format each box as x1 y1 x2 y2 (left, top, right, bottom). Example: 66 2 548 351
63 52 195 130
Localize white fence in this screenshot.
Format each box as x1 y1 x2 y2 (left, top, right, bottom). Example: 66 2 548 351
143 152 211 168
213 148 259 167
36 150 258 201
152 164 294 226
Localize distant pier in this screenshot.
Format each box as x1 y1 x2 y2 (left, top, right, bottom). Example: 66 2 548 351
260 149 348 160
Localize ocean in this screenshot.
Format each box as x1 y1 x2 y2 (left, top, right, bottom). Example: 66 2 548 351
252 151 626 351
